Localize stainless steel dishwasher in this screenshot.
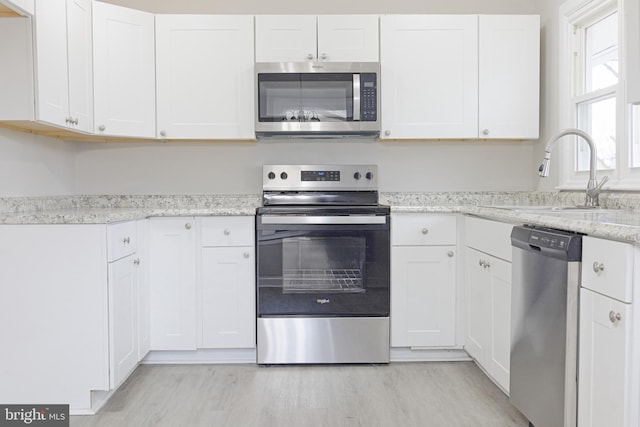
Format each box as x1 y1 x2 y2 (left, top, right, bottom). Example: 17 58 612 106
510 226 582 427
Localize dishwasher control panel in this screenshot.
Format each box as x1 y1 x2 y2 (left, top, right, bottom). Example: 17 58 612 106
528 231 570 250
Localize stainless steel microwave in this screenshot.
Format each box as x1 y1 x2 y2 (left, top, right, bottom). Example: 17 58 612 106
255 62 380 138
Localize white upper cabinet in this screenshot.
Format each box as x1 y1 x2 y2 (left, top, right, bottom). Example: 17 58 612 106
381 14 539 140
155 15 254 139
34 0 93 132
255 15 379 62
92 1 156 138
380 15 479 139
479 15 540 139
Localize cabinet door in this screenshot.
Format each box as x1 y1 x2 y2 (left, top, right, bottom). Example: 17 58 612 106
479 15 539 139
317 15 379 62
488 256 511 392
149 218 197 350
108 254 138 389
155 15 254 139
34 0 69 127
380 15 478 139
65 0 93 132
391 246 456 347
579 288 633 427
255 15 317 62
464 247 491 363
627 0 640 103
92 1 155 138
201 247 255 348
136 219 150 360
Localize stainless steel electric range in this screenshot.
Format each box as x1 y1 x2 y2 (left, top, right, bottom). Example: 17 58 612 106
255 164 390 364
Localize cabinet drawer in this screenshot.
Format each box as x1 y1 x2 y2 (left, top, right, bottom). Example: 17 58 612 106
465 216 516 262
107 221 137 262
581 236 634 303
392 214 456 246
200 216 254 247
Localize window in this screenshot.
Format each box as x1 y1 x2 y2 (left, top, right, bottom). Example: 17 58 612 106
559 0 640 189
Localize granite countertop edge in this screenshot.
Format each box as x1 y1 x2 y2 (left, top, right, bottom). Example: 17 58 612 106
1 192 639 243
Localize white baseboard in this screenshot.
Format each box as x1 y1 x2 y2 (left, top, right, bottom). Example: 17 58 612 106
142 348 257 364
390 348 471 362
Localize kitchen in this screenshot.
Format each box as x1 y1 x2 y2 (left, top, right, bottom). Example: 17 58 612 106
0 0 639 426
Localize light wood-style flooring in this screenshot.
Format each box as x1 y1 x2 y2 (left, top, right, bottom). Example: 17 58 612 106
71 362 528 427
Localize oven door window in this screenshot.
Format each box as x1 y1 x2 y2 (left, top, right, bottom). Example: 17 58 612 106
257 224 390 317
257 73 354 123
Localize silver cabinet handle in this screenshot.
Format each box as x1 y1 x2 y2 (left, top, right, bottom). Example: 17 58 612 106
73 118 79 125
421 228 429 235
306 53 314 60
593 262 605 273
320 53 327 60
482 129 490 136
224 229 231 236
243 252 250 259
478 259 484 267
133 258 140 266
185 223 192 230
65 117 71 124
609 310 621 323
159 130 166 137
384 130 391 137
98 125 106 131
447 251 454 258
122 237 130 244
485 261 490 268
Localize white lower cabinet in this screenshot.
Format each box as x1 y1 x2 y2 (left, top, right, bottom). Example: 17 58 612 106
579 288 633 427
149 217 197 350
108 252 138 388
464 216 514 392
464 247 511 391
199 217 255 349
578 236 640 427
391 214 457 348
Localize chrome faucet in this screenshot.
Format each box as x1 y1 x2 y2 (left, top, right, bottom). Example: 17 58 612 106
538 128 609 207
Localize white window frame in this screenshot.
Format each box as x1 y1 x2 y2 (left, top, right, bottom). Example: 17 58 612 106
558 0 640 190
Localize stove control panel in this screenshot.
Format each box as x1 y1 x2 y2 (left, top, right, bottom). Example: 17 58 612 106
263 164 378 191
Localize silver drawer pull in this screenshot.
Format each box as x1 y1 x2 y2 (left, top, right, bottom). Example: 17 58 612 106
133 258 140 266
447 251 454 258
243 252 250 259
122 236 130 244
224 229 231 236
421 228 429 235
609 311 621 323
185 223 192 230
593 262 605 273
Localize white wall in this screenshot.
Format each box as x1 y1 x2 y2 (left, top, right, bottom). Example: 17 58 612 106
0 128 75 197
536 0 565 191
100 0 539 15
73 139 535 194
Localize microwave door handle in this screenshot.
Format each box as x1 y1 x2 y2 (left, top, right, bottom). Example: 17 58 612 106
353 74 361 121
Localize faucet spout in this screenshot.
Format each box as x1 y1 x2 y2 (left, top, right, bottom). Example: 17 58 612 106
538 128 608 207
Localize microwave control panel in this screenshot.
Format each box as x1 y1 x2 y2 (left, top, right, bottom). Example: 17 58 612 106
360 73 377 122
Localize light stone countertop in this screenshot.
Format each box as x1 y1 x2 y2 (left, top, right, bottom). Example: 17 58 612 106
1 192 639 243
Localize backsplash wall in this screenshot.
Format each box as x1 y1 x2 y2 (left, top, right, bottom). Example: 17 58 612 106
72 138 535 195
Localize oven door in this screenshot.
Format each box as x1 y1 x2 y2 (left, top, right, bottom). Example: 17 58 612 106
256 213 390 317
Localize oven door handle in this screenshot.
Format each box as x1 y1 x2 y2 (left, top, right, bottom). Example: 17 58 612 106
260 215 387 225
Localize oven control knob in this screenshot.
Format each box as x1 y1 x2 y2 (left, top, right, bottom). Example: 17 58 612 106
365 172 374 180
267 172 276 180
353 172 361 180
280 172 288 180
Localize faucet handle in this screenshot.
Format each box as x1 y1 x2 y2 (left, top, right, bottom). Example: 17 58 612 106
588 175 609 196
